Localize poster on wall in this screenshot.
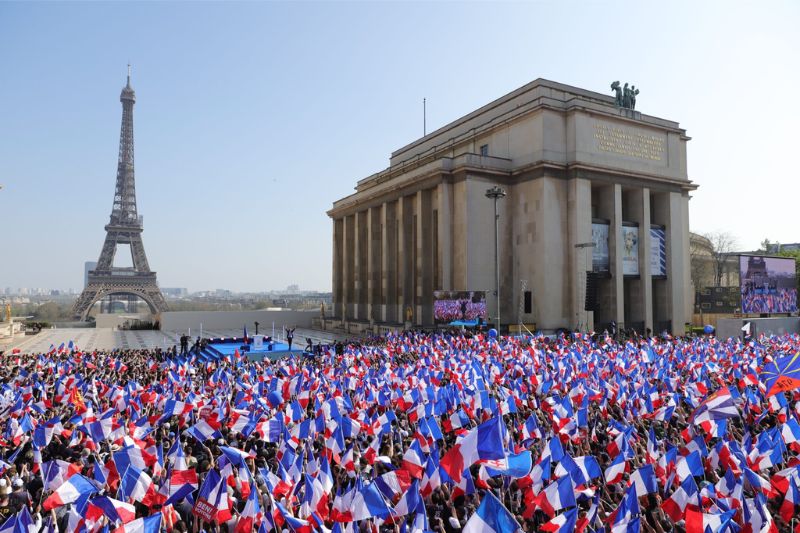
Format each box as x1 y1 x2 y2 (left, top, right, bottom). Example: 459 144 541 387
621 226 639 275
650 227 667 276
591 223 610 272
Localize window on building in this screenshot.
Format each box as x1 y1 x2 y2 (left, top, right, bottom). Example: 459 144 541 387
480 144 489 157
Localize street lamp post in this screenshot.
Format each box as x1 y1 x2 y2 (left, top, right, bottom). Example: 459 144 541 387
485 185 506 331
574 242 596 332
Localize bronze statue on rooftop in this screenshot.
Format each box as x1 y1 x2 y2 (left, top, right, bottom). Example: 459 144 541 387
610 81 639 110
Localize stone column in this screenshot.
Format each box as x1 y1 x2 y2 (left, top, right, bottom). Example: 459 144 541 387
382 201 397 323
368 206 382 325
567 178 592 332
332 218 344 319
666 191 690 335
355 210 369 320
640 188 654 334
437 182 452 291
622 187 651 334
398 196 414 325
342 214 355 320
417 189 434 326
611 183 625 329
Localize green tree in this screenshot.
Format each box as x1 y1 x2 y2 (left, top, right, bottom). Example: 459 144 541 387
777 249 800 289
34 302 62 321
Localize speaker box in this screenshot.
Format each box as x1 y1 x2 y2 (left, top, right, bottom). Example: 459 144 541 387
585 271 599 311
524 291 532 314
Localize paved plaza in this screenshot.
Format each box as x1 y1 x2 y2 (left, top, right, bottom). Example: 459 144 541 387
7 326 345 354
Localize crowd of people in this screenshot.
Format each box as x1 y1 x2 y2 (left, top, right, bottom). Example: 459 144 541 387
740 288 798 314
0 329 799 532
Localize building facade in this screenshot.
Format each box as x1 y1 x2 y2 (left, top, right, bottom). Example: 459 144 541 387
327 79 696 335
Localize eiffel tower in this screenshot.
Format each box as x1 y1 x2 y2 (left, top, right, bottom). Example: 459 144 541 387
73 67 167 321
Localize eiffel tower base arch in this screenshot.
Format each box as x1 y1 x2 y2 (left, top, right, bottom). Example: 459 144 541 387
73 279 167 322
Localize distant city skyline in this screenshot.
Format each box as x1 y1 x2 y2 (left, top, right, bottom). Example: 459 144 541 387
1 283 323 297
1 1 798 292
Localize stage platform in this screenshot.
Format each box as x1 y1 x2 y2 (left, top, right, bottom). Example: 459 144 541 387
448 319 480 327
206 339 307 362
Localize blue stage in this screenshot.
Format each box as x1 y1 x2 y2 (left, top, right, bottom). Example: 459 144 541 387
448 319 480 327
206 339 306 362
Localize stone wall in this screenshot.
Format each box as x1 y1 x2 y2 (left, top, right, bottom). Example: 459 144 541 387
160 310 319 334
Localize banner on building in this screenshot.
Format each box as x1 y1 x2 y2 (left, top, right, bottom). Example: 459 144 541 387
622 226 639 276
591 222 610 272
650 227 667 276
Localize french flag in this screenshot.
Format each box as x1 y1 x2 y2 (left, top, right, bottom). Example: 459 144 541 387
392 479 421 517
112 513 161 533
779 477 799 522
676 451 703 482
120 466 153 504
91 496 136 524
401 440 426 479
420 457 441 498
274 500 311 533
299 474 329 521
629 464 659 497
350 481 391 521
685 507 735 533
234 488 264 533
440 417 505 483
604 454 628 485
166 444 198 505
537 476 576 517
782 419 800 447
42 474 97 511
183 419 222 442
540 507 577 533
341 445 356 478
554 455 601 486
661 476 699 522
463 491 521 533
363 434 381 465
375 469 412 501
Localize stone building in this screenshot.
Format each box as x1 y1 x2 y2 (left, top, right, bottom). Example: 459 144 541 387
326 79 696 335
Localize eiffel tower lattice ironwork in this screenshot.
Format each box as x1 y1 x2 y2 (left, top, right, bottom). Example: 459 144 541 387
73 68 167 321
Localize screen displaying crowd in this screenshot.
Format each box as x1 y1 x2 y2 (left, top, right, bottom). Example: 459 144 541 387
740 255 798 314
433 291 487 323
0 328 799 533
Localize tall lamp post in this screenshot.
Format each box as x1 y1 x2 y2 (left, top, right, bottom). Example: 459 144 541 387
574 242 596 332
485 185 506 330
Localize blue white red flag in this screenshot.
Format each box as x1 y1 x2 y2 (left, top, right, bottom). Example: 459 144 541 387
463 491 520 533
440 417 504 483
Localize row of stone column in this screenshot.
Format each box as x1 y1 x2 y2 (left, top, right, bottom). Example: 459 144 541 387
333 183 452 326
584 181 689 335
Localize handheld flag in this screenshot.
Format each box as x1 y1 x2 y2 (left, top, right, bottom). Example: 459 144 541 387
463 491 521 533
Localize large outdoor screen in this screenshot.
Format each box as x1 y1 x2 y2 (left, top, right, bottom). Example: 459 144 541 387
740 255 798 314
433 291 487 323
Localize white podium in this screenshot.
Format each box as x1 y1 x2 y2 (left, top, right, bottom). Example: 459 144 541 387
252 335 264 350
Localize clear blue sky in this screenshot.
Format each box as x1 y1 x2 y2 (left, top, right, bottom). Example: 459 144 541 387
1 1 798 293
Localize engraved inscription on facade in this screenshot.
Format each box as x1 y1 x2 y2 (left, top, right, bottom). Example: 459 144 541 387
593 123 664 161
